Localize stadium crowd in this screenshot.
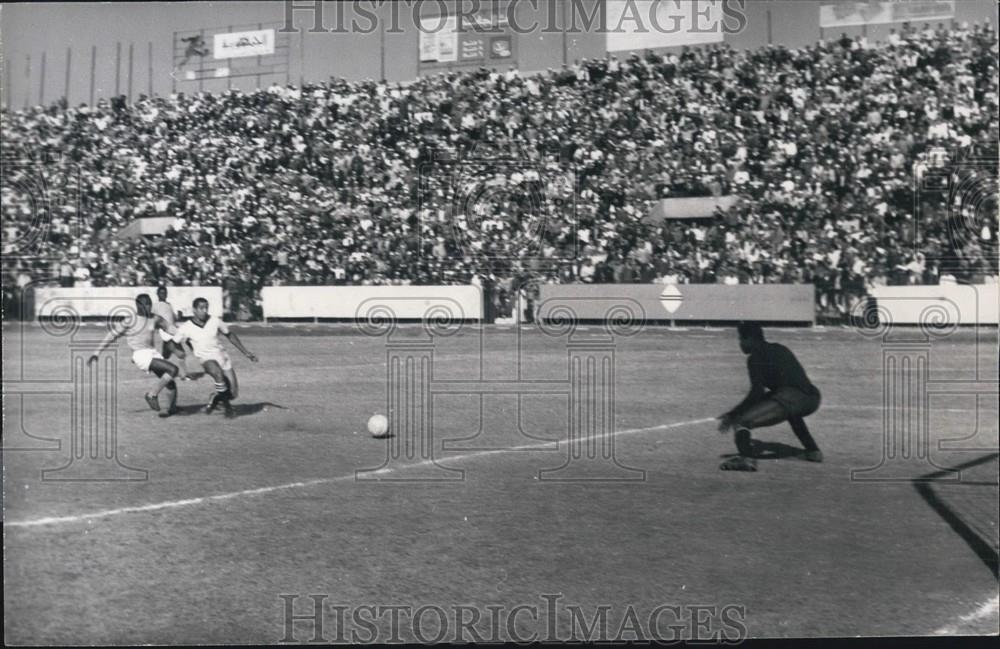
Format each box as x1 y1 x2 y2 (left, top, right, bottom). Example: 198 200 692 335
2 20 997 320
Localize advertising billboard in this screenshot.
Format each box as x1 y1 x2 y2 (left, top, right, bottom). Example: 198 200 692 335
418 3 517 72
819 1 955 28
538 284 816 323
213 28 276 59
173 21 289 86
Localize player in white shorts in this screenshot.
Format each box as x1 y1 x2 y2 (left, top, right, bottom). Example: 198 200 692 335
172 297 258 418
88 293 182 417
154 285 191 379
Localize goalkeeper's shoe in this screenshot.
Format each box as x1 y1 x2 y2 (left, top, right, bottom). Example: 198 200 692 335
719 456 758 472
803 449 824 463
223 401 235 419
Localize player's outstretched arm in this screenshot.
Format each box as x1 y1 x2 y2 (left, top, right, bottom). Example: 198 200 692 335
87 322 126 366
224 331 258 363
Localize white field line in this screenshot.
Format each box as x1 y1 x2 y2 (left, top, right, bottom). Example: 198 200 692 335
934 596 999 635
823 405 997 414
5 417 715 529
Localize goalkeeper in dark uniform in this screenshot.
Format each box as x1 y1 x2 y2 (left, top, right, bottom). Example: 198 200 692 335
717 323 823 471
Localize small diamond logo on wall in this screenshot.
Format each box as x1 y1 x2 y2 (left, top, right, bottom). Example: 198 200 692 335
660 285 683 314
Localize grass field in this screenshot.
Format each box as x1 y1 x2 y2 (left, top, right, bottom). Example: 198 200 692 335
4 321 998 643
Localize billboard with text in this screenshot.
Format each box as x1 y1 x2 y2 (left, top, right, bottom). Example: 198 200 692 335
173 21 289 86
819 1 955 28
213 28 275 59
417 2 517 72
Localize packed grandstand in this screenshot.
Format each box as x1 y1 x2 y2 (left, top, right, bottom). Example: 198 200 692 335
2 21 997 320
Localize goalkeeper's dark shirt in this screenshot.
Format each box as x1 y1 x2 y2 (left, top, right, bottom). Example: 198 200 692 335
731 342 819 417
747 342 819 397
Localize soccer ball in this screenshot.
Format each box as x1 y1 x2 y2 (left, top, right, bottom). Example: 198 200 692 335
367 414 389 438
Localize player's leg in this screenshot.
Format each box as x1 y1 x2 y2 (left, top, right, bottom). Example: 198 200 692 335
219 361 238 418
790 416 823 462
726 398 787 456
167 340 190 379
145 359 179 412
771 388 822 461
160 379 178 416
720 398 788 471
201 359 229 413
741 389 823 462
150 361 180 417
223 368 238 401
734 398 790 430
158 329 188 379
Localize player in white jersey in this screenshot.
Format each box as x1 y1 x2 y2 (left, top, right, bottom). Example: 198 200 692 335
88 293 181 417
172 297 258 418
154 285 191 379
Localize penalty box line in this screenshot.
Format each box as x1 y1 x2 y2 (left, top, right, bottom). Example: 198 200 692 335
6 417 715 529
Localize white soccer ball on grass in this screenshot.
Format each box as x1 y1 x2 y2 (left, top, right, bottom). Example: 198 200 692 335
367 414 389 438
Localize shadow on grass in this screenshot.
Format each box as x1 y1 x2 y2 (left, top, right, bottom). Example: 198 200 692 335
719 440 805 460
148 402 288 418
228 402 287 417
913 452 999 579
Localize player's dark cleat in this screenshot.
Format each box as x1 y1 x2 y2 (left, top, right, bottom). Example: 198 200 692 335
205 392 222 414
158 404 179 418
144 393 160 412
803 449 824 463
223 402 235 419
720 456 757 471
734 427 754 457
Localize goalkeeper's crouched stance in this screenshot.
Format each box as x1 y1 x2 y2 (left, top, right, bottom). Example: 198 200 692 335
716 323 823 472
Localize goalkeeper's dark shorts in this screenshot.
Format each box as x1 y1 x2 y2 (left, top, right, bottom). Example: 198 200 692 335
767 387 821 419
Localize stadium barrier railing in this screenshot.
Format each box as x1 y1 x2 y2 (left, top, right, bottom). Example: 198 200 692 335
870 282 1000 326
35 283 995 327
32 286 225 320
260 285 484 323
536 283 816 325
